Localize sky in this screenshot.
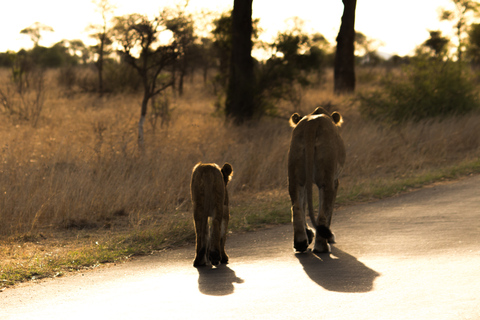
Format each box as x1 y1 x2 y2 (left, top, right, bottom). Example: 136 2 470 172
0 0 456 57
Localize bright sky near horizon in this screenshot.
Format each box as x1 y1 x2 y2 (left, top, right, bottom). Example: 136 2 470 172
1 0 456 57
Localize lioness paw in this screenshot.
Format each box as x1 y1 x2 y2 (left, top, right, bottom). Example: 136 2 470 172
294 240 310 253
328 233 336 244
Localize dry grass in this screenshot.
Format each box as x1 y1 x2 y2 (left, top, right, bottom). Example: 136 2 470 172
1 67 480 287
1 68 479 232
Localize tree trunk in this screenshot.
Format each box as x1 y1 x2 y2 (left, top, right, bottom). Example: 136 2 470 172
334 0 357 94
97 30 106 96
225 0 254 124
138 89 150 152
178 60 185 97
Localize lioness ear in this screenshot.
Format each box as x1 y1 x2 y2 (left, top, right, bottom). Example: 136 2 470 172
289 113 302 127
221 163 233 184
331 111 343 126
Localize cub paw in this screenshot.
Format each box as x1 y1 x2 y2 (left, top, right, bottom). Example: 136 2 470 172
193 256 208 267
209 250 221 266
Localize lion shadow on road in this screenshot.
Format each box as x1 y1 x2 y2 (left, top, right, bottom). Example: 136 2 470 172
197 264 244 296
296 247 380 293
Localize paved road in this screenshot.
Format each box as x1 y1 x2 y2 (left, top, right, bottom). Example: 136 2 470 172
1 175 480 320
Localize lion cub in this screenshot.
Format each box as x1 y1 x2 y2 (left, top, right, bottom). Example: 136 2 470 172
191 162 233 267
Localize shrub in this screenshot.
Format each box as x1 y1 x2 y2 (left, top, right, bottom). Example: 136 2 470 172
357 58 480 123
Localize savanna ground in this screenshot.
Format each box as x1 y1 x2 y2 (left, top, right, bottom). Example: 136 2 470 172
1 67 480 290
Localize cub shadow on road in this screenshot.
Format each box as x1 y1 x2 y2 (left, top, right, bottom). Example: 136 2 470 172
197 264 244 296
296 247 380 293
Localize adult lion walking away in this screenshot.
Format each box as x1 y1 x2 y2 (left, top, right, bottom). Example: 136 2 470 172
288 107 346 253
191 162 233 267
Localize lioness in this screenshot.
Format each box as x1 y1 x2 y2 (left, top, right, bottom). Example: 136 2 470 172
288 107 345 253
191 162 233 267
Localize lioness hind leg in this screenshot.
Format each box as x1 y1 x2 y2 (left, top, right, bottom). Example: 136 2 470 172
292 203 310 252
219 218 229 264
194 247 208 267
193 207 209 267
220 243 229 264
327 179 338 244
290 183 311 252
209 227 222 266
313 224 333 253
313 184 335 253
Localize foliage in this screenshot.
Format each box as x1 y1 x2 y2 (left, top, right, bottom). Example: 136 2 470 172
0 52 15 68
467 23 480 64
439 0 480 60
75 61 142 94
87 0 116 95
161 5 197 96
357 58 480 123
111 13 176 149
255 28 328 115
355 31 384 65
423 30 450 58
111 13 175 90
211 12 232 90
7 43 80 70
20 22 54 47
210 11 260 91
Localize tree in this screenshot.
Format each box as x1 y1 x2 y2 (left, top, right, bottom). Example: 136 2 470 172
198 37 215 84
257 25 328 113
440 0 480 61
161 5 196 96
20 22 54 47
66 39 90 65
423 30 450 58
211 12 235 91
211 11 259 93
355 31 383 65
112 14 176 150
225 0 255 124
467 23 480 64
334 0 357 94
88 0 115 95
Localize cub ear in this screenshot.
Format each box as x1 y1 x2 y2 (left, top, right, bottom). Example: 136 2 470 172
221 163 233 184
289 113 302 127
331 111 343 126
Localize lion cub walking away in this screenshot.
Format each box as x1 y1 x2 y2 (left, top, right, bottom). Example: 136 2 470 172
288 107 346 254
191 162 233 267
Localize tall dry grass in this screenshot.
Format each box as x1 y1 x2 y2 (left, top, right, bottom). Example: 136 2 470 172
1 68 479 236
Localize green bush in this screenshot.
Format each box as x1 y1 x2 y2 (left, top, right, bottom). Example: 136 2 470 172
357 58 480 123
76 62 142 94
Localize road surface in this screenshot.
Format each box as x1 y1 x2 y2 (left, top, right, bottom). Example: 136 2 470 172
1 175 479 319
